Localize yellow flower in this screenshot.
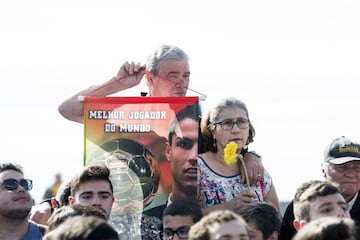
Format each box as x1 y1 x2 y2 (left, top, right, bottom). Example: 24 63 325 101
224 142 251 191
224 142 238 166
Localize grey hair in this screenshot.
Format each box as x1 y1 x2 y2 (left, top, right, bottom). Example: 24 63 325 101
208 97 250 124
146 44 189 75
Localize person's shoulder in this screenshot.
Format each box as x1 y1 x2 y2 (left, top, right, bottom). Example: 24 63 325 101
143 203 167 220
350 192 360 217
24 221 44 239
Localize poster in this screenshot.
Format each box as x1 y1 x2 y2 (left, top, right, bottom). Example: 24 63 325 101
84 96 199 239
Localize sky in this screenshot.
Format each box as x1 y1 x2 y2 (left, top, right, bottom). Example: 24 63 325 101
0 0 359 204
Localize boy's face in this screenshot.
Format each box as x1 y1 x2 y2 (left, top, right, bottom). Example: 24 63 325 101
209 220 249 240
68 179 114 220
163 215 194 240
308 193 350 221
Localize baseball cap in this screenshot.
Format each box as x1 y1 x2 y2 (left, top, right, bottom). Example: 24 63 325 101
324 136 360 164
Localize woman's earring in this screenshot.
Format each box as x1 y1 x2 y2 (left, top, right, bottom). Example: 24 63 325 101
243 144 248 150
213 138 217 147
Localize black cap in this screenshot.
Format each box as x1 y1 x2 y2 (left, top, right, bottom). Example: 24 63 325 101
324 136 360 164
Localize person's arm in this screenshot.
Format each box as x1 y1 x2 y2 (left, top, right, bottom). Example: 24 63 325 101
265 184 281 212
240 151 264 185
201 191 257 215
58 61 146 123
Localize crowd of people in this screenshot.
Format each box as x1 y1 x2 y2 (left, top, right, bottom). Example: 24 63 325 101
1 44 359 240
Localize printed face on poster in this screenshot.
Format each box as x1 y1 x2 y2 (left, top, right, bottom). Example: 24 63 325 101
83 96 199 218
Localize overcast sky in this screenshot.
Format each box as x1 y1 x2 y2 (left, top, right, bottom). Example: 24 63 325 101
0 0 359 203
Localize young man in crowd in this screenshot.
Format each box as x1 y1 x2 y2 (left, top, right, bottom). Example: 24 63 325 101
189 209 249 240
68 164 114 220
162 199 203 240
238 201 282 240
292 180 350 230
0 162 44 240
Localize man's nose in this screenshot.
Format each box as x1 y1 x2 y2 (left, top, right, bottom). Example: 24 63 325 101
175 76 188 87
91 197 102 206
337 208 347 218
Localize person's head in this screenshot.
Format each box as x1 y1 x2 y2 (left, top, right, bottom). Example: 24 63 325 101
43 215 119 240
0 162 33 220
238 202 282 240
293 180 350 231
201 97 255 154
189 209 249 240
46 204 106 232
166 103 200 200
292 216 356 240
68 164 114 220
146 44 190 97
162 199 203 240
55 172 62 184
57 181 71 206
321 136 360 202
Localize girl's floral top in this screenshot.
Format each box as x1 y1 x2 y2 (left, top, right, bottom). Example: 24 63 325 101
198 155 272 207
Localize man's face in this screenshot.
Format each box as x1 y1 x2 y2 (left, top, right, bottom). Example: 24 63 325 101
323 161 360 201
209 220 249 240
308 193 350 221
149 59 190 96
68 180 114 220
0 170 33 219
163 215 194 240
167 118 198 195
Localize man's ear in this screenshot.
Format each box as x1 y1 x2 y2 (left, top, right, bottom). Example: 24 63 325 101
50 197 59 209
293 219 307 231
165 142 171 162
146 72 154 84
321 163 327 178
68 195 75 206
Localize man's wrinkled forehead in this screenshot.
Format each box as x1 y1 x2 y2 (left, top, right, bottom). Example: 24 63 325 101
159 59 190 72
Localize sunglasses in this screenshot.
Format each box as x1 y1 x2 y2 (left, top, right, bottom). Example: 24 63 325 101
1 178 33 191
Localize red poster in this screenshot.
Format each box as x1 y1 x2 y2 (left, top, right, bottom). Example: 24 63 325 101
84 96 199 239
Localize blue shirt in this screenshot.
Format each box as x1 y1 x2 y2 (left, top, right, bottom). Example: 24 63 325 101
23 221 43 240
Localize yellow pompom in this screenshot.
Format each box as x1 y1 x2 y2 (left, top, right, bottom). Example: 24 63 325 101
224 142 238 166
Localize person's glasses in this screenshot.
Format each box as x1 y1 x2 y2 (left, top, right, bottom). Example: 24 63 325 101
215 118 249 130
163 226 190 239
1 178 33 191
